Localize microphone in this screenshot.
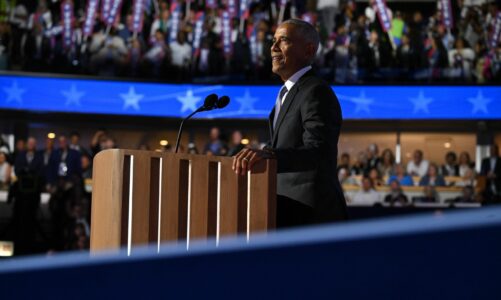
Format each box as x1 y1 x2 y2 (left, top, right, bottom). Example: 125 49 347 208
215 96 230 109
175 94 230 153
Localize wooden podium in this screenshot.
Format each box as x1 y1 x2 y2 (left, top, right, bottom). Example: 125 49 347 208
90 149 276 253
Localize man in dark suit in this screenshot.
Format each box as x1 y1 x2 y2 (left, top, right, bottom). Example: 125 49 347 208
233 19 347 228
480 144 501 202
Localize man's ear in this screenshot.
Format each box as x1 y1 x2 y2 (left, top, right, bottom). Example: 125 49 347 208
305 43 316 61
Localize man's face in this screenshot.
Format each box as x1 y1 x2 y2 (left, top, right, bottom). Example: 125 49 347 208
271 24 313 81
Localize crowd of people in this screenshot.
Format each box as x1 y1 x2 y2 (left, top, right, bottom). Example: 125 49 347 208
338 143 501 206
0 127 500 255
0 0 500 83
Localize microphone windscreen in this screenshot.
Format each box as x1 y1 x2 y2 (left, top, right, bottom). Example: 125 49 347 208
204 94 218 109
216 96 230 108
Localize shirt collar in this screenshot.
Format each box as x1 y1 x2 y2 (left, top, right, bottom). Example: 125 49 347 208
284 65 312 91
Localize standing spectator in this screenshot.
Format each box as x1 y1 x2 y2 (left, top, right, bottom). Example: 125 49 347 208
352 177 381 205
227 130 245 157
407 149 429 177
12 138 26 164
448 38 475 81
384 180 409 205
480 144 501 202
419 163 446 187
144 29 168 76
69 131 85 153
11 137 44 255
427 36 449 80
441 151 459 176
388 163 414 186
378 148 395 178
0 151 11 189
169 31 192 79
365 143 380 173
458 151 475 176
203 127 227 156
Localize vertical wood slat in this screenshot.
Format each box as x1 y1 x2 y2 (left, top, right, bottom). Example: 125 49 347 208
207 161 219 237
189 158 210 240
90 150 125 252
249 159 277 233
130 154 152 248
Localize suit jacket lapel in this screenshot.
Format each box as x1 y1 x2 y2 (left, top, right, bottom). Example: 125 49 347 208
271 70 314 145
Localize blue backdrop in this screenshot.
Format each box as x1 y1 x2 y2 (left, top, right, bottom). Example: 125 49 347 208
1 74 500 120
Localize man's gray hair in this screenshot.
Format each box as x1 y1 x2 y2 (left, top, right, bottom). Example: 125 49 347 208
281 19 320 53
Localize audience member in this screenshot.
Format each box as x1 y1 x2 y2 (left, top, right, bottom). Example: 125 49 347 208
378 148 395 178
203 127 227 156
413 185 438 203
384 180 409 205
480 144 501 202
458 151 475 176
352 177 381 205
0 151 11 189
441 151 459 176
407 149 429 177
388 163 414 186
419 163 446 187
447 185 476 203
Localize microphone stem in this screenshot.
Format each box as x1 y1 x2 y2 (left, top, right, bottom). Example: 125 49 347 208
175 109 200 153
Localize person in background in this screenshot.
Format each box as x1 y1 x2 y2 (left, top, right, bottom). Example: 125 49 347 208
407 149 429 177
447 185 475 204
419 163 446 187
204 127 227 156
378 148 395 178
338 167 357 185
337 152 351 174
480 144 501 203
351 151 367 175
0 151 11 189
384 179 409 205
227 130 245 157
413 185 438 203
458 151 475 177
11 137 44 255
388 163 414 186
365 143 380 173
12 138 25 164
352 177 381 205
368 167 384 187
69 131 86 154
441 151 459 176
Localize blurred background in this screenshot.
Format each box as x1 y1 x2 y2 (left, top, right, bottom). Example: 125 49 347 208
0 0 500 257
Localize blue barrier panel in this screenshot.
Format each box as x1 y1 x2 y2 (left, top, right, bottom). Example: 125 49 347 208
1 73 501 119
1 207 501 299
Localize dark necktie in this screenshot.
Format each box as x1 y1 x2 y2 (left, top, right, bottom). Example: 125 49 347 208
273 86 288 129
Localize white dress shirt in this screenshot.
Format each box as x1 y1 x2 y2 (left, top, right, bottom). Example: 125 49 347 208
281 65 312 104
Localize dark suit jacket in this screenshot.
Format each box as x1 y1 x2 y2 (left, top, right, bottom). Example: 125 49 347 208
47 148 82 184
14 151 44 177
480 157 501 195
268 70 347 222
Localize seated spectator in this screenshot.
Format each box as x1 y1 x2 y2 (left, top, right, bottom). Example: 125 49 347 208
365 144 380 173
337 152 351 174
378 148 395 178
419 163 446 187
0 152 11 189
441 151 459 176
368 167 384 187
384 180 409 205
352 177 381 205
388 163 414 186
338 167 358 185
407 149 429 177
446 185 476 204
351 151 367 175
413 185 439 203
458 151 475 177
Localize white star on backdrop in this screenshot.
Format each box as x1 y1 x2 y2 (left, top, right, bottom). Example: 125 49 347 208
349 90 373 114
236 88 258 113
409 90 433 114
61 84 85 106
3 81 25 104
177 89 201 113
120 86 144 111
468 91 491 114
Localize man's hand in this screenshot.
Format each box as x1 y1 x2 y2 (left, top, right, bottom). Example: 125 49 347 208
232 148 274 175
